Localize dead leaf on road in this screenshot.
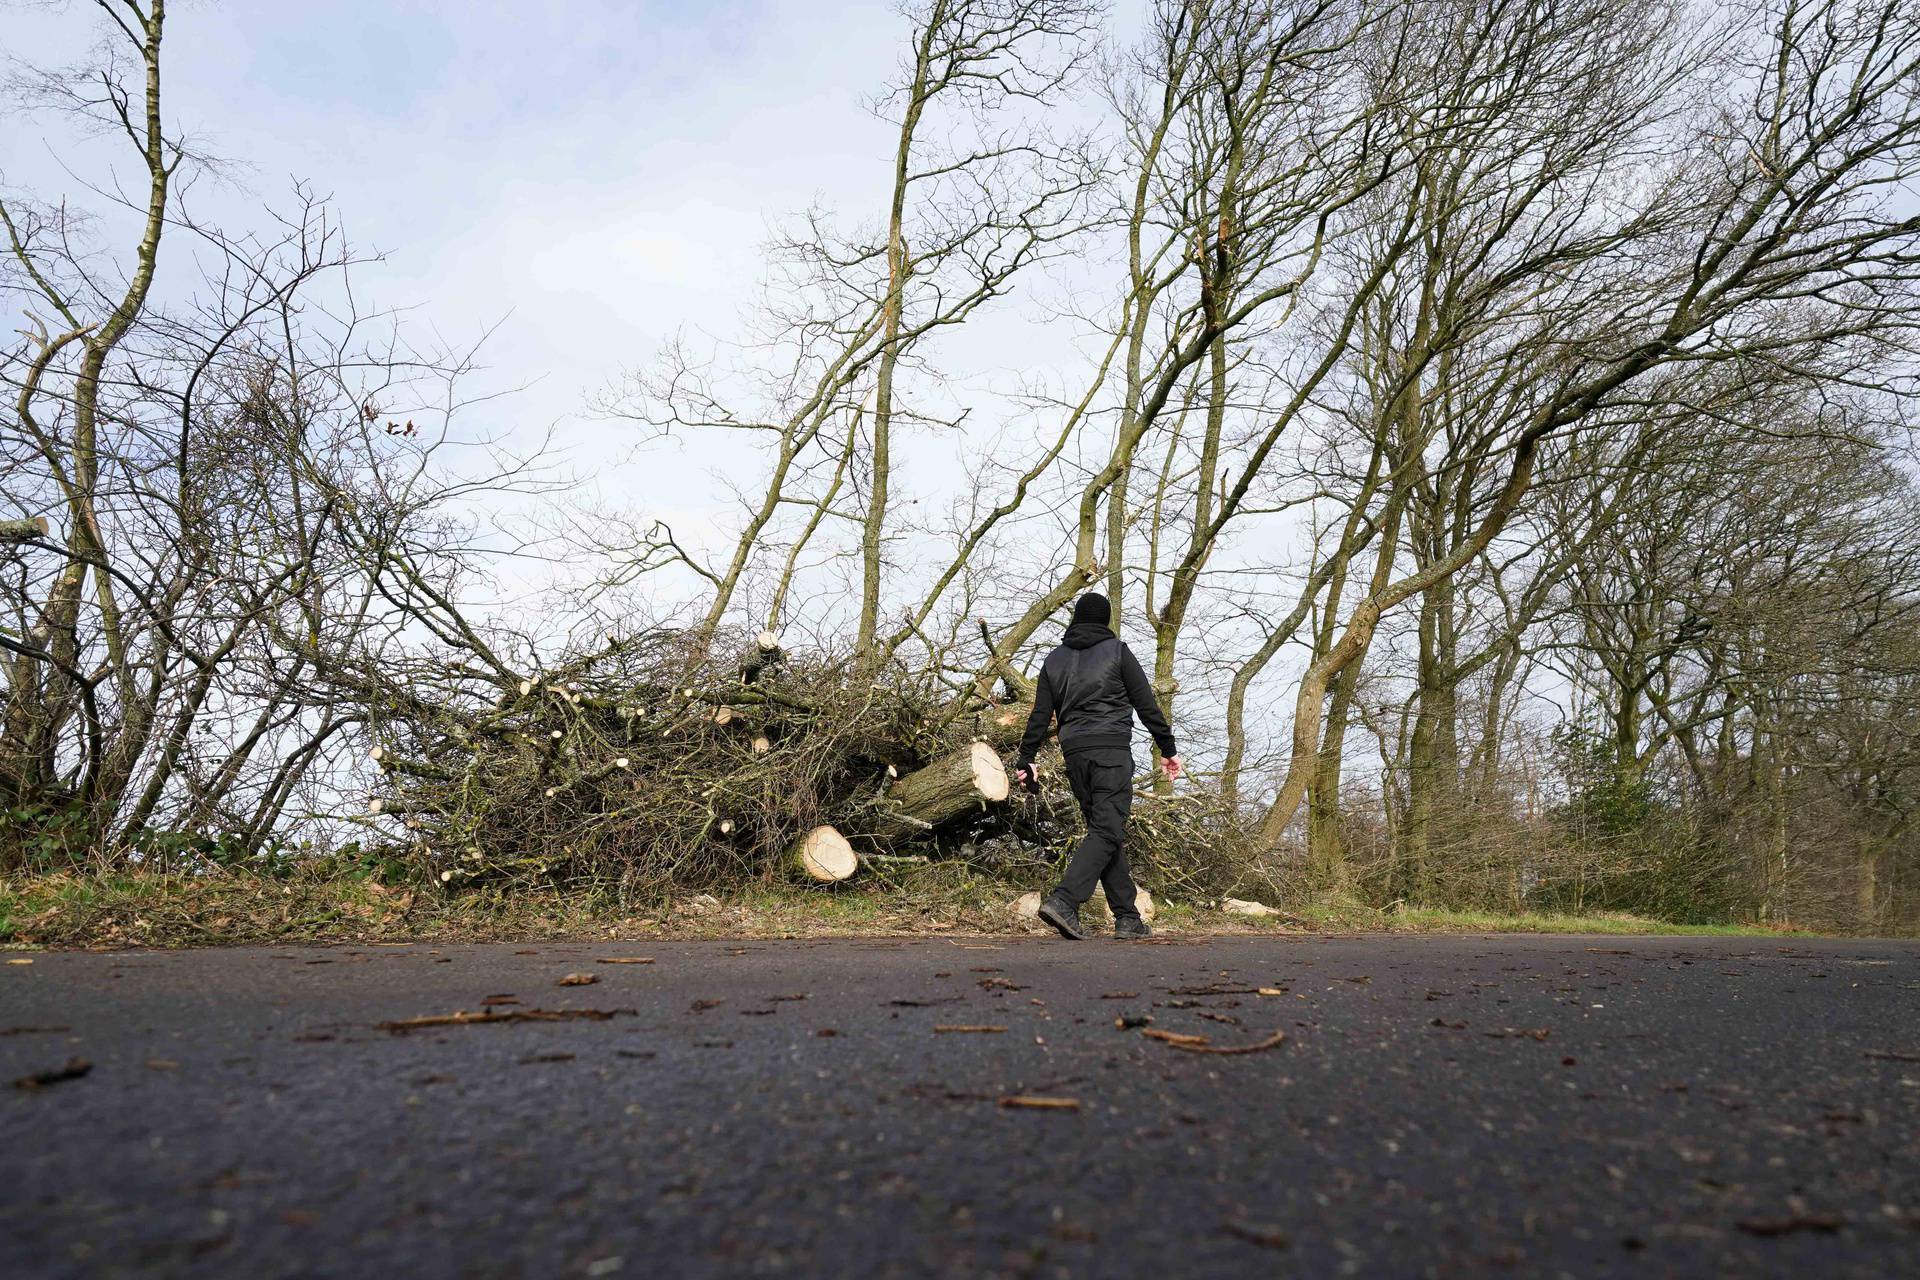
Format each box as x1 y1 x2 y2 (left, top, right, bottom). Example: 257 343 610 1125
1115 1014 1153 1030
13 1057 90 1090
557 973 599 987
1223 1221 1290 1249
1737 1213 1846 1237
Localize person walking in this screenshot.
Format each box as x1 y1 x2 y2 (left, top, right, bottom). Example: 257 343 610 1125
1011 592 1180 940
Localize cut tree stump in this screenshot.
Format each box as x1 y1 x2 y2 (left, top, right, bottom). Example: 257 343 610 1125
873 741 1009 840
789 825 857 883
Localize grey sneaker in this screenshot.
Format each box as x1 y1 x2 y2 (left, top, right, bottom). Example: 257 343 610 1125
1038 894 1087 940
1114 915 1152 940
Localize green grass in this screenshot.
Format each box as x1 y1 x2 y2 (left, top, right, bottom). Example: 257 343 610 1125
1382 905 1794 937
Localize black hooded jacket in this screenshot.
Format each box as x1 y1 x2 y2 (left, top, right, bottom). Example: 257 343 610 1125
1013 622 1176 768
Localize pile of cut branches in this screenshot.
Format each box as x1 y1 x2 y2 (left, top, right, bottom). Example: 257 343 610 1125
356 627 1257 902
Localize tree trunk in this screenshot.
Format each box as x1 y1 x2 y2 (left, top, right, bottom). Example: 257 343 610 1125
1308 662 1359 890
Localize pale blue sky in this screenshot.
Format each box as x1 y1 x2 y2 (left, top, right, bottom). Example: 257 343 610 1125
3 1 930 446
5 0 1090 609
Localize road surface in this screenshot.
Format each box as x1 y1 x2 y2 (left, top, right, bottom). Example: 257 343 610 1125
4 933 1918 1278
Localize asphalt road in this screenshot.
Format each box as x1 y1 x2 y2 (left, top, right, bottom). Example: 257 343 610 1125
4 932 1918 1279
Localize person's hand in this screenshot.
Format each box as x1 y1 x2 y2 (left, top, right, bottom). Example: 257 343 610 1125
1160 754 1183 781
1014 763 1041 794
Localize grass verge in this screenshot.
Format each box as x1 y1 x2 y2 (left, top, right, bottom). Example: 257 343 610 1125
0 864 1845 949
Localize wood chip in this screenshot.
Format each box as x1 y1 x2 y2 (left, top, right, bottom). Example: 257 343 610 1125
597 957 655 965
1256 987 1287 996
556 973 599 986
999 1095 1081 1110
5 958 34 965
933 1025 1007 1034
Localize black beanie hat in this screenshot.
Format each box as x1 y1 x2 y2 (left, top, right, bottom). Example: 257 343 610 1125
1071 592 1111 626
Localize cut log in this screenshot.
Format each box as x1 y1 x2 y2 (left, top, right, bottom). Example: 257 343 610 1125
1015 887 1155 924
788 825 856 883
0 516 49 543
981 698 1036 751
741 631 785 684
1089 885 1156 923
873 741 1009 840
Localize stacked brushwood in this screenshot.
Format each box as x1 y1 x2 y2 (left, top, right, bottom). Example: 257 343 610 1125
358 629 1023 896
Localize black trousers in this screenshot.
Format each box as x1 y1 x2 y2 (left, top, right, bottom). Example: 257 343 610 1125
1053 745 1141 918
